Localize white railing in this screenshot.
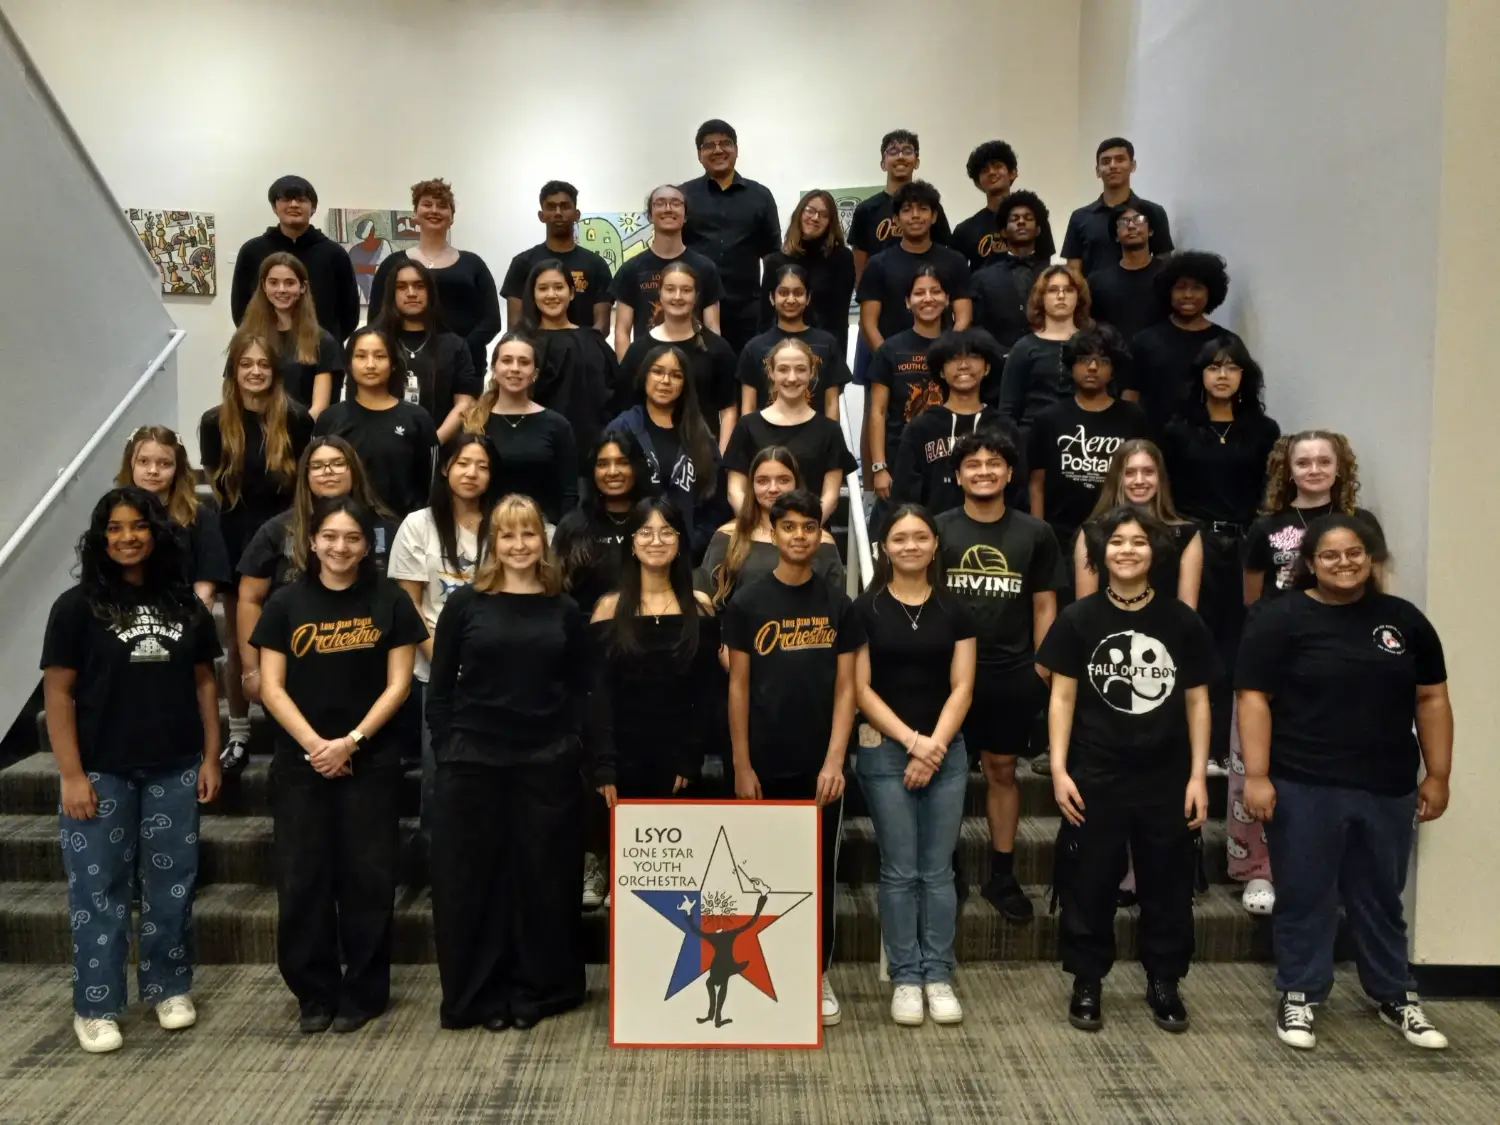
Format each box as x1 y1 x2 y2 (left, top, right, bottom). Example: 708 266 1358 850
838 390 875 595
0 329 185 574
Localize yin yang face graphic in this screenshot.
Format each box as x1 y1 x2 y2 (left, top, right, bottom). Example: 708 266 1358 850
1088 631 1177 714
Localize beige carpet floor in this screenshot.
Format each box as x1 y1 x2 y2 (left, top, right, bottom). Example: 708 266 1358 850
1 963 1497 1124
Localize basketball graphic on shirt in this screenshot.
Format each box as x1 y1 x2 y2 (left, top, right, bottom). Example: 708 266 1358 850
1087 630 1177 714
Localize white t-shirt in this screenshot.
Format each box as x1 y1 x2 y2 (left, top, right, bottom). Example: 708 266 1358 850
387 508 479 681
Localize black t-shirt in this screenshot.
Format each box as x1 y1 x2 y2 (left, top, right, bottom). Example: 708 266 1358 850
182 504 232 588
853 588 975 734
970 254 1047 352
554 508 632 614
723 413 856 493
1077 516 1201 599
758 248 857 334
935 507 1067 673
396 329 482 428
617 330 737 429
608 248 724 342
1087 258 1168 345
1243 505 1384 596
312 398 438 520
237 509 397 589
368 250 503 371
1028 397 1151 537
277 329 346 409
41 587 222 772
848 192 953 259
890 407 1028 516
1037 592 1218 795
500 242 614 329
866 328 943 455
722 572 864 778
997 334 1072 431
952 205 1059 271
1160 413 1282 527
249 577 426 763
533 326 618 464
1061 194 1174 277
735 326 852 411
198 402 315 555
1124 321 1234 433
1236 591 1446 796
855 243 972 342
480 408 580 525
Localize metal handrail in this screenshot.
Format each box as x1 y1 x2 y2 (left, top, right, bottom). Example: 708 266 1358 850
0 329 185 574
837 392 875 594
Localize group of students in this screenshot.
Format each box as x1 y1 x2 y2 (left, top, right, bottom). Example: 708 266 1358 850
39 122 1455 1057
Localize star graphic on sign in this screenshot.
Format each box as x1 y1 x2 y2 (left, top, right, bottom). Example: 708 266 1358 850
635 827 811 1002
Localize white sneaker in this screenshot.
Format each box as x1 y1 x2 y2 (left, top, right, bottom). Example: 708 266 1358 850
1379 995 1449 1049
1242 878 1276 916
603 892 612 910
156 994 197 1030
581 853 606 909
925 982 963 1025
890 984 924 1026
820 976 841 1026
73 1015 123 1054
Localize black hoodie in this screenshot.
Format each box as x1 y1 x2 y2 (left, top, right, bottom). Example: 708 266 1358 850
230 226 360 343
891 405 1027 516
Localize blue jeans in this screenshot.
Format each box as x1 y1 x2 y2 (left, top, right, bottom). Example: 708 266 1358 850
1264 775 1419 1004
855 734 968 984
61 764 202 1019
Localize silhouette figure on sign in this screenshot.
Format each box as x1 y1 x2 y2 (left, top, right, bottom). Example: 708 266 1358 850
686 892 769 1027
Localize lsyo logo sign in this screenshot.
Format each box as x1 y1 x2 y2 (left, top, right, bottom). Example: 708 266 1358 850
611 801 821 1047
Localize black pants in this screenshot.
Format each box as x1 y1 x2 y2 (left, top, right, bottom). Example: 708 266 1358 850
431 756 586 1027
1058 784 1195 982
1198 529 1245 761
271 754 400 1018
759 771 843 969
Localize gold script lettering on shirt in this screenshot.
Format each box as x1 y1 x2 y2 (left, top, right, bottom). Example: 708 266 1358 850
753 616 837 656
290 616 383 658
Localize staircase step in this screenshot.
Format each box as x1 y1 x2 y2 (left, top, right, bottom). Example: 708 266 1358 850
0 880 1262 965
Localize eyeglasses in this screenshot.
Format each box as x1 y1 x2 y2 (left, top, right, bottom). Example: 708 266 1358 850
883 145 917 158
699 140 735 153
633 527 680 544
1315 547 1367 565
309 457 349 475
1044 285 1076 296
1116 214 1148 227
802 206 830 220
653 199 686 211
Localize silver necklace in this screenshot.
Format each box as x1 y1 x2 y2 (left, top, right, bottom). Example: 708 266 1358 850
498 412 528 430
401 333 429 361
889 587 931 631
1210 421 1233 445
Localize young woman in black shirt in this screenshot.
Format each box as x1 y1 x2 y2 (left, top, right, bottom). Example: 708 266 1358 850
314 326 439 521
554 429 656 614
1237 514 1453 1052
42 487 222 1053
463 332 579 526
116 425 229 608
997 265 1094 432
866 267 949 504
739 263 850 419
425 494 591 1031
250 496 426 1035
200 330 313 775
237 252 344 415
518 259 618 465
852 504 976 1028
1039 507 1216 1034
589 496 719 802
758 189 855 335
371 258 481 443
724 339 856 524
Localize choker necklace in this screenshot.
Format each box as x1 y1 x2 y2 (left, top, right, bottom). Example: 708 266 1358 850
889 587 931 631
1106 584 1152 606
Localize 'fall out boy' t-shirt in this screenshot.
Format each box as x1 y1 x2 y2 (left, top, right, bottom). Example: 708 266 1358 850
41 588 223 772
1027 397 1151 537
1243 504 1384 596
935 507 1067 675
1037 592 1218 796
722 572 864 779
250 577 427 763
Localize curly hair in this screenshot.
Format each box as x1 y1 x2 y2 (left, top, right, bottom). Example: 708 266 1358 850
411 177 455 211
1062 325 1131 369
1026 264 1093 331
1154 251 1230 316
891 180 942 215
1260 430 1362 515
996 190 1048 232
75 487 196 628
966 140 1018 183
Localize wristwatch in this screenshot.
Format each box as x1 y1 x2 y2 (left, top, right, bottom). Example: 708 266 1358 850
348 730 366 750
870 461 888 474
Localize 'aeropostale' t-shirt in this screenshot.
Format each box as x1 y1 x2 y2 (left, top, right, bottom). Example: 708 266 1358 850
1027 397 1150 537
1037 592 1218 795
935 507 1067 673
722 572 864 778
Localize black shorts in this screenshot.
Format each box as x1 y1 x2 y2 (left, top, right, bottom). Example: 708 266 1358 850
963 665 1049 759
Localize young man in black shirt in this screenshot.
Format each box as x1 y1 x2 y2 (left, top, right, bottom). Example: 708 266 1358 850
681 119 781 353
849 131 953 283
951 140 1057 272
1062 139 1174 278
230 175 360 344
609 184 724 358
501 181 613 333
1086 204 1168 345
1122 251 1234 432
856 181 972 353
935 430 1067 922
970 192 1052 354
724 489 862 1027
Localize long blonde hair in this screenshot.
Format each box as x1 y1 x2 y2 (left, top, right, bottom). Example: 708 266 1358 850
210 330 298 508
1087 439 1188 525
115 425 199 527
1261 430 1361 515
463 332 538 432
471 494 562 595
239 251 322 365
712 446 803 605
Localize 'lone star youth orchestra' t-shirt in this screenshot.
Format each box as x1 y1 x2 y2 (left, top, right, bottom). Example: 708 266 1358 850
722 572 865 779
608 248 724 342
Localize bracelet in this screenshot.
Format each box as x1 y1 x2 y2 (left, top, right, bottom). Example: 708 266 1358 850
906 731 920 752
240 670 260 682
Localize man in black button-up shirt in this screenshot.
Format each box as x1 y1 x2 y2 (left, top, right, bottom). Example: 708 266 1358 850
682 118 781 353
1062 137 1174 277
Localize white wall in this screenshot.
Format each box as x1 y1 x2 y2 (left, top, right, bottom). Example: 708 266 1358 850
6 0 1085 441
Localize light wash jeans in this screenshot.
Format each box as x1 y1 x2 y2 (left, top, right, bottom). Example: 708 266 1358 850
855 734 968 984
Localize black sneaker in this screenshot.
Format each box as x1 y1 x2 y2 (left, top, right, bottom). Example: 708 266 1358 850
980 873 1034 923
1145 976 1189 1032
298 1005 334 1034
1069 978 1102 1031
1378 994 1449 1049
220 736 249 775
1276 991 1316 1049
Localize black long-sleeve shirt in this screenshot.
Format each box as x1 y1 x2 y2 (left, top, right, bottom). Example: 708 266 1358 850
480 408 579 524
426 586 588 759
1160 412 1281 528
230 226 359 343
198 403 314 557
997 334 1071 431
970 254 1047 353
681 173 781 310
368 250 503 372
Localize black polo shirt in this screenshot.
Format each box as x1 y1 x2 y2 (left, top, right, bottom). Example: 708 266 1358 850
681 173 781 309
1061 193 1174 277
